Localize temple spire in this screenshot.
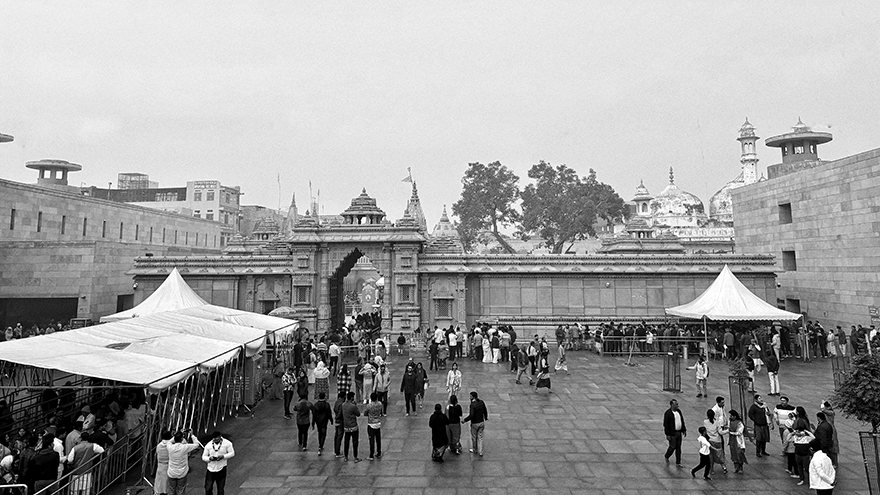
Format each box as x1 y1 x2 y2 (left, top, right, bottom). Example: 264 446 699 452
402 181 428 231
668 167 675 184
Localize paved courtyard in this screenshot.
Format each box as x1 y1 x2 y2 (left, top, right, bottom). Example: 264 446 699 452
184 350 869 495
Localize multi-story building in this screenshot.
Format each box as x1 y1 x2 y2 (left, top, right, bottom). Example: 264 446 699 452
83 178 242 246
732 119 880 328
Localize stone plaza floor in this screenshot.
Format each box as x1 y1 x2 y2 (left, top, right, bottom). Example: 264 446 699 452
178 350 870 495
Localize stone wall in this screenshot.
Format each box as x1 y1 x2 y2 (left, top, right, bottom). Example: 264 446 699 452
732 147 880 328
0 178 222 326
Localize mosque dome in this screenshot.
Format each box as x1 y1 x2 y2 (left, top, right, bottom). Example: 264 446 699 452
648 167 707 227
709 172 745 223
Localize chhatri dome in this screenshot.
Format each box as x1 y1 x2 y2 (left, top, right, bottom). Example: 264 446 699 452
648 167 707 227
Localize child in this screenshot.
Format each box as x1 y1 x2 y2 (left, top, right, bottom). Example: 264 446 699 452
692 426 719 480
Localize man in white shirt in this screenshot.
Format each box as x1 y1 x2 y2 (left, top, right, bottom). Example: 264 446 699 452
448 331 458 361
202 431 235 495
66 432 105 495
166 430 202 495
711 396 729 450
808 439 836 492
433 326 445 345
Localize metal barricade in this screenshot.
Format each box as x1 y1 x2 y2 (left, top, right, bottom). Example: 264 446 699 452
662 352 681 392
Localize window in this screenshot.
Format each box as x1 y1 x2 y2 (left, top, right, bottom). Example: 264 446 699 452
102 221 107 238
37 212 42 232
436 299 453 319
809 142 817 154
641 203 647 213
193 210 200 218
119 222 124 239
223 213 229 225
225 193 231 203
298 257 309 269
793 144 805 154
401 255 412 268
194 192 202 201
9 209 15 230
135 224 139 240
398 285 414 303
206 191 215 202
206 211 214 221
163 228 166 243
61 215 67 235
185 231 189 245
149 227 153 243
82 218 88 236
782 250 797 271
778 203 792 224
155 192 177 201
295 286 310 304
174 230 178 244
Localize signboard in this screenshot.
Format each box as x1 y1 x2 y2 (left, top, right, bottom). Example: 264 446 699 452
192 180 219 189
870 306 880 325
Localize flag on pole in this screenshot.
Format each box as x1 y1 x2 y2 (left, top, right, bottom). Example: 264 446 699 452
401 167 413 183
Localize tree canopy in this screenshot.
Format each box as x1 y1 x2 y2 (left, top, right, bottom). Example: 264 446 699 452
832 352 880 432
452 161 520 253
520 161 626 253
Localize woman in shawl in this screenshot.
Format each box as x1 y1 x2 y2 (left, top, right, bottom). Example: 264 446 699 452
359 362 376 404
554 343 568 374
481 330 492 363
727 409 748 474
336 364 352 399
313 360 331 403
445 362 462 400
414 363 428 409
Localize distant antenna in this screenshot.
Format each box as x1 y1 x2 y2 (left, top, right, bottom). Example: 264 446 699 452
277 173 282 213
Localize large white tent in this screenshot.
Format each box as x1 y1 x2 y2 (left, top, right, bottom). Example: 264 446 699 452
666 265 802 321
0 268 298 391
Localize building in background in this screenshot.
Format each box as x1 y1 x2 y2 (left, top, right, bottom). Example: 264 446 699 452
732 119 880 328
83 177 242 246
0 160 222 327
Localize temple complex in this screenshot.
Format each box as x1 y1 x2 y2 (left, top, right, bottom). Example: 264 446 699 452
130 183 779 335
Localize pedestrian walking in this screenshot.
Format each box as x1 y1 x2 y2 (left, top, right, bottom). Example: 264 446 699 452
201 431 234 495
515 344 534 385
446 395 463 455
429 403 449 462
312 392 333 456
686 355 709 398
765 353 780 396
337 364 352 399
281 367 296 420
313 361 330 405
691 427 719 480
153 431 172 495
365 392 383 460
294 394 313 450
534 350 551 393
341 391 361 462
703 409 728 474
415 362 429 409
663 399 686 465
727 410 747 474
397 332 406 355
461 391 488 456
374 363 391 416
554 343 568 373
819 401 839 468
446 362 462 400
400 363 419 416
333 393 345 458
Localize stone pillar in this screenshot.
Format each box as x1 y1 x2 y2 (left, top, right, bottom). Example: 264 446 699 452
317 244 331 332
244 275 255 312
456 274 467 328
381 243 392 333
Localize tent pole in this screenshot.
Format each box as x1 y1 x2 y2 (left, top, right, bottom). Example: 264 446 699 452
703 317 709 358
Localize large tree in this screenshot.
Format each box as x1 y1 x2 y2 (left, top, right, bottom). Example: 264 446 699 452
520 161 627 253
452 161 520 253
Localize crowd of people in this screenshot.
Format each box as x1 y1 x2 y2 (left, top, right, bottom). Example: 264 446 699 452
0 387 147 495
1 323 73 342
664 393 840 493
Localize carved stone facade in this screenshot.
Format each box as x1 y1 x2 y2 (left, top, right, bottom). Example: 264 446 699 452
130 189 781 335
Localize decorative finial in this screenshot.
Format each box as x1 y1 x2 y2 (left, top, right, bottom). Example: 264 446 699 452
362 187 367 194
668 167 675 184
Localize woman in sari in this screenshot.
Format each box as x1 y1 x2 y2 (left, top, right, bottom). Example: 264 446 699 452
313 361 330 403
445 362 462 400
727 409 748 474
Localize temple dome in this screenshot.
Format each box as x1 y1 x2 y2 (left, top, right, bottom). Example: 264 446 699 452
709 172 745 223
425 205 464 254
649 167 706 227
431 205 458 238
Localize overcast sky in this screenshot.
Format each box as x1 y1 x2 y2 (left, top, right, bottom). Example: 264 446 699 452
2 2 878 226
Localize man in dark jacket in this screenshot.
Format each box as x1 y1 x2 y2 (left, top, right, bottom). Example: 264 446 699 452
341 392 361 462
312 392 333 456
429 403 450 462
765 353 780 396
814 412 835 462
400 364 419 416
293 395 313 451
461 391 488 456
30 434 60 493
663 399 686 465
748 394 772 457
333 393 345 458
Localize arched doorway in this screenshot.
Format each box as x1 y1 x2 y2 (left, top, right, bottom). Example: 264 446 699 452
329 248 383 331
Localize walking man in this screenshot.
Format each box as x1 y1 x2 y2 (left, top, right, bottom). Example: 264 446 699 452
341 391 361 462
202 431 234 495
461 391 488 456
312 392 333 456
333 393 345 458
748 394 773 457
515 343 533 385
663 399 686 465
294 394 313 450
282 367 296 420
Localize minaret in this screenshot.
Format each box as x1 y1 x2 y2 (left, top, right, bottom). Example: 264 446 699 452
404 181 428 232
737 118 759 185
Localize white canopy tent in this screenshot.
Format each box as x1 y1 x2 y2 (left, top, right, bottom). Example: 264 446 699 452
666 265 802 321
